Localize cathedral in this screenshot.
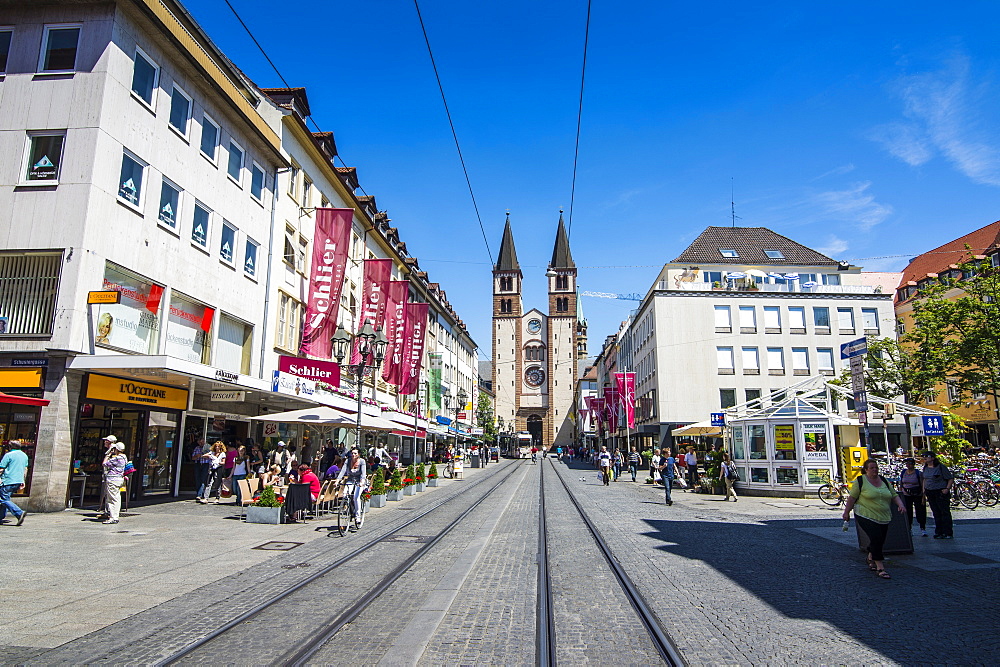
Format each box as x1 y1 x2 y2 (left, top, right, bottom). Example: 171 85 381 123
492 212 587 448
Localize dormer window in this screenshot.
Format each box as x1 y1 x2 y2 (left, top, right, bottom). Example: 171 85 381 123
764 250 784 259
719 249 739 258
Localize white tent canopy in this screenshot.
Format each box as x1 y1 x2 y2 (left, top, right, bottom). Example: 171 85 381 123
250 406 398 431
671 420 722 436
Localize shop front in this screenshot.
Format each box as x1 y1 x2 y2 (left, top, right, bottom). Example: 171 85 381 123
0 365 51 498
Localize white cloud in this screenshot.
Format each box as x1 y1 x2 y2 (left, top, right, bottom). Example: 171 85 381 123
873 54 1000 186
815 235 849 257
811 181 894 231
812 164 857 181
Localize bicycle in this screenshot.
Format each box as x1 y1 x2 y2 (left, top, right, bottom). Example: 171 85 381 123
817 480 851 506
336 481 367 536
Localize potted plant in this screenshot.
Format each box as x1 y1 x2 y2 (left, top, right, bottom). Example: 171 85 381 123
387 468 404 501
369 467 387 508
415 463 426 492
712 281 722 290
704 449 727 494
427 462 439 487
245 486 283 524
403 464 416 496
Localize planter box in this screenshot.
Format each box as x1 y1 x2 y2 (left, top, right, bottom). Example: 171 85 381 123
387 489 404 501
369 494 387 508
415 482 425 492
403 485 415 496
427 478 439 487
245 506 283 524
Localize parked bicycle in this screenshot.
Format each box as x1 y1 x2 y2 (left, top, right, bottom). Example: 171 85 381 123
817 479 852 506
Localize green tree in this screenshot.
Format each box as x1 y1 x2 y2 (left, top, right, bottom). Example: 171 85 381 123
476 390 497 444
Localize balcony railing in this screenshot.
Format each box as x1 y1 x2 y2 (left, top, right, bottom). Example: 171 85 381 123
656 281 881 295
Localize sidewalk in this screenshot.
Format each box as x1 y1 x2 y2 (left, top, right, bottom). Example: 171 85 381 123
0 459 494 652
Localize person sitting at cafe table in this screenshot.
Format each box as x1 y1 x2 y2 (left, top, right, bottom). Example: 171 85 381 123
297 464 321 501
259 464 282 488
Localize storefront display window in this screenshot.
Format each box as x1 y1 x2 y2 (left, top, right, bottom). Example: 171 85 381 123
748 424 766 459
806 468 832 485
166 292 213 364
97 263 162 354
776 467 799 485
773 424 797 460
732 425 745 459
750 467 769 483
0 403 41 495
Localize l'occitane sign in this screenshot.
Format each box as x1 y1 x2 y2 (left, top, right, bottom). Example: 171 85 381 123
86 374 188 410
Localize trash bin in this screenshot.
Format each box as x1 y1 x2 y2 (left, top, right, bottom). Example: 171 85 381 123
856 492 914 555
470 454 481 468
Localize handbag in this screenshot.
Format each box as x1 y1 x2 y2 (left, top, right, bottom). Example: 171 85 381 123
220 477 233 498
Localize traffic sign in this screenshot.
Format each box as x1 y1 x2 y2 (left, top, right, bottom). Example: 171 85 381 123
922 415 945 436
841 337 868 359
853 391 868 413
710 412 726 427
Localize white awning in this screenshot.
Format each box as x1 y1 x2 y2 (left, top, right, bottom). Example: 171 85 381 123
671 420 722 436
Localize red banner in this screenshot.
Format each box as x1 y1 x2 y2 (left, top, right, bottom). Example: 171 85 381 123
604 387 619 431
592 397 606 437
146 284 163 314
381 281 409 383
400 302 429 395
351 258 393 365
300 208 353 358
615 372 636 429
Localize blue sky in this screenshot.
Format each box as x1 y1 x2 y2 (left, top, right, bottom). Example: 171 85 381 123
184 1 1000 361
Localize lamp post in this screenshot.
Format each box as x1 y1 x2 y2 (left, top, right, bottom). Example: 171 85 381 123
331 321 388 453
498 416 505 455
443 388 468 450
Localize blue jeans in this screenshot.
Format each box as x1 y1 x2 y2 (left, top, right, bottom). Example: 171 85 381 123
664 477 673 504
0 483 25 520
194 464 210 497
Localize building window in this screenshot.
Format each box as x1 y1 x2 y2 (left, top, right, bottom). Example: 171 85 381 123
792 347 809 375
763 250 784 259
763 306 781 332
861 308 879 333
303 177 313 208
714 305 731 332
739 305 756 332
703 271 723 284
283 226 295 266
118 150 146 209
244 238 258 278
166 292 212 364
0 29 11 73
813 307 830 331
946 381 961 403
22 132 65 183
556 275 568 289
0 252 61 335
287 164 300 198
717 346 735 374
217 314 252 374
822 274 841 285
556 297 568 312
745 388 762 405
39 24 80 73
499 276 513 291
742 347 759 374
297 237 308 273
817 348 835 375
788 306 806 333
837 307 855 333
767 347 784 375
200 115 219 162
168 85 192 136
250 163 265 202
720 389 737 409
157 178 180 229
220 221 236 265
227 141 244 184
719 249 739 258
130 48 158 106
501 299 512 314
191 201 210 249
276 293 302 352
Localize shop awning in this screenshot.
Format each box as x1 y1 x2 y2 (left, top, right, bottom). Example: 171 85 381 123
250 406 398 431
671 420 722 436
0 391 49 407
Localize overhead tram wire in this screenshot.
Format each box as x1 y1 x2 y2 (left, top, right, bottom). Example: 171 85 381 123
412 0 493 266
566 0 592 239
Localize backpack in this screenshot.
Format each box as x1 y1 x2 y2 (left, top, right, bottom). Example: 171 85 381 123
726 462 739 481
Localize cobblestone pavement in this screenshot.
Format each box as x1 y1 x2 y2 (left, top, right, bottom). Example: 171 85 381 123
549 457 1000 666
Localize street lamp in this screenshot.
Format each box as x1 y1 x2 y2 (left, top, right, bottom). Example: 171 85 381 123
332 321 388 452
443 388 468 449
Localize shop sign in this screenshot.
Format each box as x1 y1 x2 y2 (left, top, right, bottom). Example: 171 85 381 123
12 413 35 422
773 424 795 450
214 369 239 383
278 355 340 386
0 368 44 389
96 266 162 354
88 290 121 304
211 390 245 402
471 427 484 436
262 422 279 437
86 374 188 410
10 358 48 367
212 415 227 431
271 371 316 398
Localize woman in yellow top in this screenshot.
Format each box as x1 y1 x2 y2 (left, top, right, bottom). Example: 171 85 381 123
842 459 906 579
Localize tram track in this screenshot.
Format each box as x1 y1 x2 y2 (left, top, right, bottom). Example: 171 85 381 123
155 459 523 666
539 458 686 666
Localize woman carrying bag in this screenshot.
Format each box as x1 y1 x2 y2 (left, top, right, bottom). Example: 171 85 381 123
842 459 906 579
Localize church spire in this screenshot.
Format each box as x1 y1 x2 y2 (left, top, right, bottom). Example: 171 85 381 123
550 209 575 269
495 212 520 272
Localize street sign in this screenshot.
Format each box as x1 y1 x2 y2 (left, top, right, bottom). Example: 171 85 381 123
922 415 945 436
87 290 121 304
858 410 868 425
710 412 726 427
841 337 868 359
853 390 868 413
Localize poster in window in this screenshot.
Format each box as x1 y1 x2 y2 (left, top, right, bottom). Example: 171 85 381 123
165 294 212 363
774 424 795 449
732 425 745 459
95 265 161 354
802 422 830 461
806 468 832 485
27 135 63 181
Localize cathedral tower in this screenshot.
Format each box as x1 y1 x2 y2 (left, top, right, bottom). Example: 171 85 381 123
545 211 577 447
492 214 522 436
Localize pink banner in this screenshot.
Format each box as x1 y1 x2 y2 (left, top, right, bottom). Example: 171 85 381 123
300 208 353 358
279 355 340 387
592 397 606 437
615 372 636 429
351 258 393 364
604 387 620 431
399 302 429 395
381 281 410 383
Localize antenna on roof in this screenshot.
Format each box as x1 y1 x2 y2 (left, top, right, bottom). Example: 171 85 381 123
730 177 742 228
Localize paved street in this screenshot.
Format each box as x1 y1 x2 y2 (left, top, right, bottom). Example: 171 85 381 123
3 457 998 665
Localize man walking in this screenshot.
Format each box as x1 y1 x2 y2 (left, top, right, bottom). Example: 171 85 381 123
0 441 29 525
627 448 641 482
598 446 612 485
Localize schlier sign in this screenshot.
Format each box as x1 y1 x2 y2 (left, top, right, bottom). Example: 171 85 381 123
278 355 340 387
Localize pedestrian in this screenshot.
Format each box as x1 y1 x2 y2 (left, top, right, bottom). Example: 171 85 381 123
922 451 954 539
685 446 699 490
597 446 612 485
531 446 538 464
898 457 927 537
230 445 248 505
223 442 238 480
0 440 29 526
198 441 227 504
719 452 738 502
101 436 128 524
268 441 293 476
248 442 265 478
842 459 906 579
627 448 641 482
658 447 676 505
191 437 209 494
612 449 623 481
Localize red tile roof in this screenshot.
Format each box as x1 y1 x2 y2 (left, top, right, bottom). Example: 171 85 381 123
897 221 1000 300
